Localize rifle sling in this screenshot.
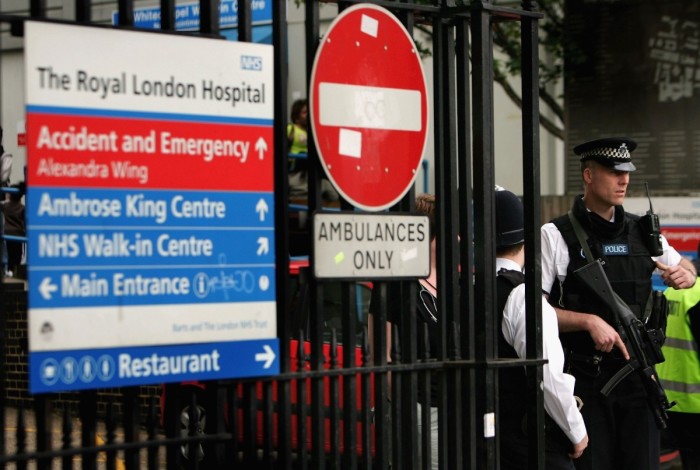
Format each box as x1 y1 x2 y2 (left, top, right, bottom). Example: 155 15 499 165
567 210 596 264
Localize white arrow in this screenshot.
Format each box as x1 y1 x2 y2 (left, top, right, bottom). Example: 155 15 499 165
257 237 269 256
39 277 58 300
255 137 268 160
255 198 269 222
255 344 276 369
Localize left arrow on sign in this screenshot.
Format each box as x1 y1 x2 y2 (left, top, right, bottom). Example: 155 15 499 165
40 277 58 300
255 344 276 369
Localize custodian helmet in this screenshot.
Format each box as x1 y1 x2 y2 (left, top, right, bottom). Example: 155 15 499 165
495 190 525 250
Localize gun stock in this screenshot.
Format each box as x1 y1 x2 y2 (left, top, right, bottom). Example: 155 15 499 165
574 260 675 429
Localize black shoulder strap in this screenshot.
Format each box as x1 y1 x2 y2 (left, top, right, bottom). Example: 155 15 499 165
497 268 525 288
568 210 596 263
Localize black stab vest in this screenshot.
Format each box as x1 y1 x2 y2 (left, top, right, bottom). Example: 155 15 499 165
496 269 527 422
549 199 656 355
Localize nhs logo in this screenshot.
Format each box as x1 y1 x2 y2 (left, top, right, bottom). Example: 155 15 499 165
241 55 263 71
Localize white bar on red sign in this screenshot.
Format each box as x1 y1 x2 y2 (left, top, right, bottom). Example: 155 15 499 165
318 82 422 131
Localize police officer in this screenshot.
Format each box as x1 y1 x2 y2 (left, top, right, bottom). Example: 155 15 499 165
540 137 697 470
656 254 700 470
495 190 588 469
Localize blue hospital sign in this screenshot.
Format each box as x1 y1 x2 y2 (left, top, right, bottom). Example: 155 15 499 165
24 21 278 393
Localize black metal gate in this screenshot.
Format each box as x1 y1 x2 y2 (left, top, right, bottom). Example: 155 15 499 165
0 0 545 468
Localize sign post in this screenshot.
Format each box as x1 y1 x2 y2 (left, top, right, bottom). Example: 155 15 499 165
309 4 429 212
25 22 278 393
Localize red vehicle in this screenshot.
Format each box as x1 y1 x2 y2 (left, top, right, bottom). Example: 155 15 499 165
161 258 375 462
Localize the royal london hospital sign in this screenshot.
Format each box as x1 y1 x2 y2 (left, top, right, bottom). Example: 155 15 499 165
24 21 278 393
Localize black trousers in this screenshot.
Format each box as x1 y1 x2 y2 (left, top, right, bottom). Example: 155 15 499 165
666 412 700 470
500 422 575 470
570 359 659 470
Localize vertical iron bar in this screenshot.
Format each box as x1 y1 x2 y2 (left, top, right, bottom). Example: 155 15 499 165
227 384 240 464
122 388 140 470
456 12 477 470
390 324 403 470
272 0 292 465
360 329 372 469
160 0 176 31
262 381 274 468
398 280 419 470
341 283 357 470
392 7 421 470
105 398 117 470
164 383 182 468
16 404 27 470
372 282 390 470
304 2 324 467
521 1 545 469
436 4 463 468
200 381 225 466
30 0 46 18
199 0 219 36
242 382 258 467
420 324 431 469
146 395 159 469
62 404 73 470
296 334 308 467
34 395 52 470
304 0 321 216
0 254 6 461
238 0 252 42
186 390 201 470
329 330 341 469
80 390 98 470
471 1 499 469
117 0 133 27
75 0 90 23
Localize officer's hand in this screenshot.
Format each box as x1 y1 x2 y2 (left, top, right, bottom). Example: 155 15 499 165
656 261 695 289
569 434 588 459
586 314 630 360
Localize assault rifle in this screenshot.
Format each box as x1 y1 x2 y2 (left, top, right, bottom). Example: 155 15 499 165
574 260 676 429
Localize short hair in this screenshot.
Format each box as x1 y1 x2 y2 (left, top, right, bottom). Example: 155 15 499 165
415 193 436 241
496 241 524 258
290 99 308 123
581 159 594 173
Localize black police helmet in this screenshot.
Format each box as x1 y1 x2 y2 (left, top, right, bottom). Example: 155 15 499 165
495 190 525 250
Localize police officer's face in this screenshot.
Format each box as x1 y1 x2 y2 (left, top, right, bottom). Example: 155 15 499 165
585 162 629 207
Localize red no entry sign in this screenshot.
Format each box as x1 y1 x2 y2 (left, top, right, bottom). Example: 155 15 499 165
310 4 429 212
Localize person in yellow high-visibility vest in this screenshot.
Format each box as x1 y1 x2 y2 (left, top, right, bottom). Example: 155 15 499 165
657 254 700 470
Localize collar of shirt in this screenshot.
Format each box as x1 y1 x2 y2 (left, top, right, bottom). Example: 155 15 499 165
496 257 522 273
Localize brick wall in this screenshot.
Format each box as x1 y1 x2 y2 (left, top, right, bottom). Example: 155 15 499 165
1 285 161 421
3 286 29 405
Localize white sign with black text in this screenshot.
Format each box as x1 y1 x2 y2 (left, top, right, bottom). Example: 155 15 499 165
313 212 430 280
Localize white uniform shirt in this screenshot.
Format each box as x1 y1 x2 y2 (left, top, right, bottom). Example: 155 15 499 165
540 220 682 295
497 258 587 445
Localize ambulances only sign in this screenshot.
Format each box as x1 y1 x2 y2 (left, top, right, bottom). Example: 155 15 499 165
24 22 278 393
309 4 429 211
313 213 430 280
